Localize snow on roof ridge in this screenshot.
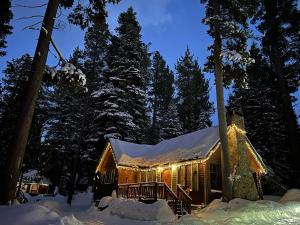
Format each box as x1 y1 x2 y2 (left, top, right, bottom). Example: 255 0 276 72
109 126 220 167
158 125 219 144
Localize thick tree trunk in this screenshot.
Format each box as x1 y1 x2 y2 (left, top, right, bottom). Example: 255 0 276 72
67 149 79 205
271 46 300 187
213 0 232 202
264 0 300 187
0 0 60 204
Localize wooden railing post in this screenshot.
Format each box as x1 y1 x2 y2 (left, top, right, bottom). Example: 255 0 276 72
154 182 158 201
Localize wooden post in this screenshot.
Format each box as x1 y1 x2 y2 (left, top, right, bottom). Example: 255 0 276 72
126 185 129 198
154 182 158 201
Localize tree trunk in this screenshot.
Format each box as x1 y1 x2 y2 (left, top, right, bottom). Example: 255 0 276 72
271 46 300 187
67 149 79 205
213 0 232 202
0 0 60 204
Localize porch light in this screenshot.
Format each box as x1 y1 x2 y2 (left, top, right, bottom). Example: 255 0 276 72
157 167 163 172
171 164 178 170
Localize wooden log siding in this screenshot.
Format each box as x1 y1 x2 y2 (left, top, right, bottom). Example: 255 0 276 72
171 166 178 192
178 166 186 186
156 170 162 182
186 165 192 191
97 169 116 184
192 164 199 191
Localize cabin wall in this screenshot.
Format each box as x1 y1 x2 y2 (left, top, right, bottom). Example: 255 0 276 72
204 146 222 204
118 168 140 184
96 145 116 173
118 168 157 184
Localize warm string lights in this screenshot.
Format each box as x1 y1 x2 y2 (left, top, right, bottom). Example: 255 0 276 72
96 124 267 174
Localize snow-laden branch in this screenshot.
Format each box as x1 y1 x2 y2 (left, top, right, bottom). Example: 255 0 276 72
42 27 86 89
221 50 255 65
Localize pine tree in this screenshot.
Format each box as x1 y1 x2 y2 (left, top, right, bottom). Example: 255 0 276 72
0 0 13 56
0 55 46 173
176 48 213 133
84 18 111 158
160 101 183 139
228 45 290 187
257 0 300 186
43 51 88 190
201 0 259 201
96 7 150 143
148 51 174 143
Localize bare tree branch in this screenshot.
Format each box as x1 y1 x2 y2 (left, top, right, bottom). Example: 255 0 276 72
12 3 47 9
41 27 66 63
22 21 43 30
15 15 44 21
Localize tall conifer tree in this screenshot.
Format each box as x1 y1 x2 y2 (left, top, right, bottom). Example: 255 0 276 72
257 0 300 185
228 45 290 186
201 0 259 201
96 7 150 143
176 48 213 133
0 55 47 172
148 51 175 143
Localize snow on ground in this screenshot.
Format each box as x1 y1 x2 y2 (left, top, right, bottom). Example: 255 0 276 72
178 192 300 225
0 191 176 225
1 189 300 225
279 189 300 203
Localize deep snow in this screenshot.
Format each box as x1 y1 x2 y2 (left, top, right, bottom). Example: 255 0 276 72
0 189 300 225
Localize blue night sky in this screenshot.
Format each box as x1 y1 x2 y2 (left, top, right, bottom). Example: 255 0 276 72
0 0 299 124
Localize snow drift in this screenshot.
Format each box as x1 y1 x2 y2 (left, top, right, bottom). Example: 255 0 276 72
106 198 177 222
178 193 300 225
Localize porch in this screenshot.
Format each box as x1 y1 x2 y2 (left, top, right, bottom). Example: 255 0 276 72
117 182 192 216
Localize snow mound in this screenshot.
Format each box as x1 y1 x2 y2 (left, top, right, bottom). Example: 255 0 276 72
200 199 227 213
98 196 112 209
279 189 300 203
0 204 61 225
228 198 256 210
60 215 83 225
181 196 300 225
178 215 208 225
107 198 176 222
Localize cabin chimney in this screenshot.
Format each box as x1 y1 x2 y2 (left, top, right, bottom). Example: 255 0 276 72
226 109 245 131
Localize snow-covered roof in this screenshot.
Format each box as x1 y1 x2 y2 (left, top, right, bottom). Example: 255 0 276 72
109 126 220 167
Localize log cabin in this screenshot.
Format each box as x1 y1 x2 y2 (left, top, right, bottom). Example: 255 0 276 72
94 113 267 207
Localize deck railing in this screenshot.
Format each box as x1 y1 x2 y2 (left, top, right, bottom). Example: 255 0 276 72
177 184 192 214
117 182 191 215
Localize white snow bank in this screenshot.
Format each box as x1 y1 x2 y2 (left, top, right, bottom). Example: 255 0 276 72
178 196 300 225
106 198 176 222
279 189 300 203
98 196 113 209
0 204 61 225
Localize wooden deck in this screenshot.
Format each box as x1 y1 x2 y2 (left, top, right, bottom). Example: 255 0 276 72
117 182 192 216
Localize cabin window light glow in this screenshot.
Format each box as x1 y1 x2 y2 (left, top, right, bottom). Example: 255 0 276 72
171 164 178 170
